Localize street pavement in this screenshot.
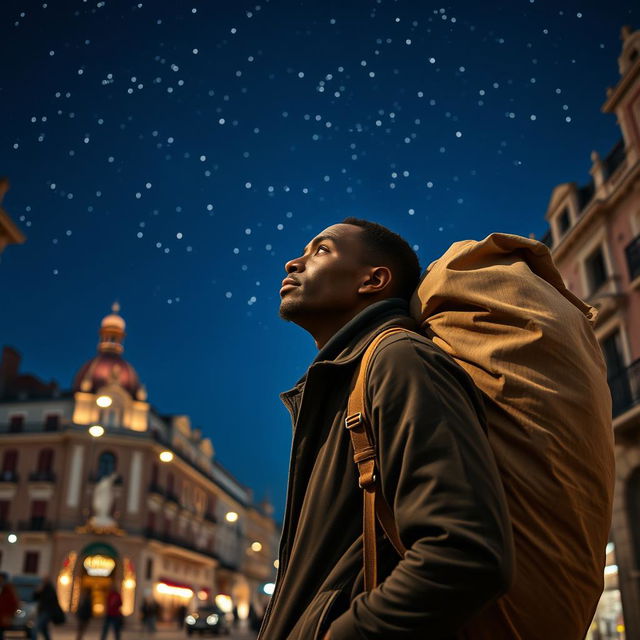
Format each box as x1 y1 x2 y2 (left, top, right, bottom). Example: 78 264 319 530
5 621 258 640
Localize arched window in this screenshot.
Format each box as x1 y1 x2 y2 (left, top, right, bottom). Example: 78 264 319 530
627 467 640 569
37 449 54 474
97 451 117 480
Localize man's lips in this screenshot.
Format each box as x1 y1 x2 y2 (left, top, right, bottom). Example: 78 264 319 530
280 276 300 296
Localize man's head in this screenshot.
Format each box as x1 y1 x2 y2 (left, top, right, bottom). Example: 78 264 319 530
279 218 420 347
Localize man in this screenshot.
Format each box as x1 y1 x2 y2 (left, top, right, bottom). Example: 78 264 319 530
259 219 513 639
100 586 123 640
0 572 18 640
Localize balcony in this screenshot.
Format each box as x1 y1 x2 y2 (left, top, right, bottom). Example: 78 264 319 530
17 518 53 532
0 471 19 483
165 491 179 504
204 512 217 524
148 482 164 497
142 527 217 559
625 235 640 283
28 471 56 483
609 359 640 419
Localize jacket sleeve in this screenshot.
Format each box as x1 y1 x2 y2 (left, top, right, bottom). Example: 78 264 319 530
329 333 514 639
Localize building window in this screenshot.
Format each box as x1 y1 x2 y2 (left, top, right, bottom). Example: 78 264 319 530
150 463 158 486
146 512 155 531
36 449 54 474
30 500 47 530
145 558 153 580
43 415 59 431
1 450 18 481
0 500 10 526
557 207 571 235
585 246 608 293
96 451 117 480
23 551 39 574
9 415 24 433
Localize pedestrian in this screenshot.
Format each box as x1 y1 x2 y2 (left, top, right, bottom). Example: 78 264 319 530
175 603 186 629
75 588 92 640
259 218 612 639
100 586 122 640
140 595 158 639
32 577 61 640
0 572 18 640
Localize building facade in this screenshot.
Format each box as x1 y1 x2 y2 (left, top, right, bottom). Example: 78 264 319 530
540 25 640 640
0 305 278 622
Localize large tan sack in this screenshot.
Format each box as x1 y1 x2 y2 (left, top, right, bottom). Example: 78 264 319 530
410 232 615 640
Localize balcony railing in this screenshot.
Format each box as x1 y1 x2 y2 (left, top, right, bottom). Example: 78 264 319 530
142 527 217 559
28 471 56 483
0 471 19 483
17 518 53 532
609 358 640 418
625 235 640 283
148 482 164 497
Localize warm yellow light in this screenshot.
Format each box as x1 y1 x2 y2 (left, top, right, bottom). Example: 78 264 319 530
89 425 105 438
96 395 113 408
59 575 71 586
159 450 174 463
156 583 193 599
617 624 625 632
251 542 263 552
225 511 238 523
215 594 233 613
274 559 279 569
83 555 115 577
197 590 208 601
124 579 135 589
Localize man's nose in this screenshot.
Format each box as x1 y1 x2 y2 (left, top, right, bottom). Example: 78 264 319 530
285 255 305 273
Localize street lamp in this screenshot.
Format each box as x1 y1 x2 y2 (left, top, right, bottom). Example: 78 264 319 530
159 451 174 463
251 542 262 552
96 395 112 408
89 425 105 438
225 511 238 523
7 534 17 544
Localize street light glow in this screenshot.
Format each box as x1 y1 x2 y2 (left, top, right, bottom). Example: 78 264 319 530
251 541 262 552
96 395 113 408
263 583 275 596
159 451 174 462
89 425 105 438
7 534 17 544
225 511 238 523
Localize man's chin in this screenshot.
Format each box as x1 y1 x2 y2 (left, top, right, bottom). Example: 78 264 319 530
279 298 304 322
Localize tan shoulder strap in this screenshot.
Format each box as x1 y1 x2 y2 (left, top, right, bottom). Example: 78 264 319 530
346 327 409 592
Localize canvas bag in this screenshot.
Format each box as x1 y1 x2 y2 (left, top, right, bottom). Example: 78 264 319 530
347 232 615 639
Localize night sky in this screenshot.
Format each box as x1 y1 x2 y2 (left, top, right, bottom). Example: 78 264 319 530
1 0 638 521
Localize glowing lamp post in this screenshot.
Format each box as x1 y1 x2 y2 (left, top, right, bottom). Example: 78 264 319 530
225 511 238 523
159 451 174 463
96 395 113 408
88 425 104 438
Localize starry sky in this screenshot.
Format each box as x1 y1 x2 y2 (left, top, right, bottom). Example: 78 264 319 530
1 0 638 521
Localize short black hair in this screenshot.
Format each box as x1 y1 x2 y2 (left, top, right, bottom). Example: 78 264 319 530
342 217 421 302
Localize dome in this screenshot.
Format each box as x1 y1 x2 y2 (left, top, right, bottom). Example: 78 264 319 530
73 352 141 397
101 314 126 330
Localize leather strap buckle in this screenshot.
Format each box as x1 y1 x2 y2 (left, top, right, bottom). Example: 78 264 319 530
345 413 363 430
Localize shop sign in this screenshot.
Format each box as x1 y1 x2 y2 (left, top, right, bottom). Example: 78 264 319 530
83 554 116 577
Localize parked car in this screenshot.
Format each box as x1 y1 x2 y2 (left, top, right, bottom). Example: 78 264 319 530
185 605 230 636
10 575 40 637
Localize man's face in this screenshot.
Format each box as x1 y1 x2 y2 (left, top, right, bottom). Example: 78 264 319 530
279 224 371 322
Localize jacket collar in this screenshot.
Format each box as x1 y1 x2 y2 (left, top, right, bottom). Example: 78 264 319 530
281 299 416 403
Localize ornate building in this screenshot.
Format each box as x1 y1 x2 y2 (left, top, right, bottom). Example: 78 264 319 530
540 25 640 640
0 304 278 621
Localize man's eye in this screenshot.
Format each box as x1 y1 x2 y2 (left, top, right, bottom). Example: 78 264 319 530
316 245 329 254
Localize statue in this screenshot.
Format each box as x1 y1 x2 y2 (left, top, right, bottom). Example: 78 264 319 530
90 472 118 528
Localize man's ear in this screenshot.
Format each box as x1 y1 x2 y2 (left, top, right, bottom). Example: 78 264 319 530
358 266 392 296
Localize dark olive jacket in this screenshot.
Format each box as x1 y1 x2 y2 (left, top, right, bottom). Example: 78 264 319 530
259 300 513 640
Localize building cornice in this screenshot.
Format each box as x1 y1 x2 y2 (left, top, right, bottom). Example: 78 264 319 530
603 57 640 112
550 158 640 263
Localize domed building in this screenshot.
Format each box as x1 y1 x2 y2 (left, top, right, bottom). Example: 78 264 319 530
71 303 150 432
0 304 278 625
